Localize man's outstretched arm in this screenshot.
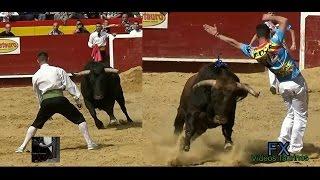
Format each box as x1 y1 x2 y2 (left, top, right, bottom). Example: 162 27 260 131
203 24 242 49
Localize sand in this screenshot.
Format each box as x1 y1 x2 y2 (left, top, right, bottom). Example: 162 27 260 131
0 67 143 166
1 65 320 166
142 67 320 166
120 66 143 93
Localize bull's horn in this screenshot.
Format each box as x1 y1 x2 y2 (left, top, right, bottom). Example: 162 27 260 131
236 82 260 97
72 70 91 76
104 68 119 73
193 80 217 90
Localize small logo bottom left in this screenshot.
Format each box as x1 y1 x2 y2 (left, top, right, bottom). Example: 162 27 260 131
31 137 60 163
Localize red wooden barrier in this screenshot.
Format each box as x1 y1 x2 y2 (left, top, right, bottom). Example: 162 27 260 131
143 12 300 60
113 37 142 72
0 35 92 75
0 35 142 76
305 16 320 68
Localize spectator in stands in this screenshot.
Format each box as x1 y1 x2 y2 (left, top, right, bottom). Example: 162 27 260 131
53 12 70 25
74 20 90 34
121 13 132 33
0 23 15 37
53 12 68 21
18 12 35 21
69 12 86 19
129 21 142 36
48 22 64 35
99 12 107 19
46 12 56 20
88 22 114 64
37 12 48 21
0 12 19 22
106 12 122 19
86 12 99 19
102 19 119 33
131 12 142 18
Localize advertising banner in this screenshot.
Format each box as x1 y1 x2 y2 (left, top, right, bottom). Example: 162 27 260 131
142 12 168 29
0 37 20 55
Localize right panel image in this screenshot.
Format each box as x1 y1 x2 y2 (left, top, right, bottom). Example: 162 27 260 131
142 12 320 166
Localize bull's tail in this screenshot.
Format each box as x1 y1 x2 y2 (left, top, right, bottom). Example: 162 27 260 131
173 107 185 136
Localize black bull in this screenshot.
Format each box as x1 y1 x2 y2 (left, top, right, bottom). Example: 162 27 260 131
73 62 133 129
173 64 260 152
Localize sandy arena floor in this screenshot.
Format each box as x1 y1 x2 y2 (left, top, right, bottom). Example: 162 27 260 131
0 67 143 166
1 65 320 166
142 67 320 166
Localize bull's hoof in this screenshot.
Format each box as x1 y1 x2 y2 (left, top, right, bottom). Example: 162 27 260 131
127 118 133 123
224 142 233 151
109 119 120 126
119 119 128 124
97 126 105 129
95 121 105 129
183 145 190 152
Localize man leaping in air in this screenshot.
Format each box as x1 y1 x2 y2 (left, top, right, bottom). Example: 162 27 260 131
203 13 308 154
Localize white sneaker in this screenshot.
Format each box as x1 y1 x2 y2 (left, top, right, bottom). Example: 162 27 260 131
15 147 24 153
88 143 99 150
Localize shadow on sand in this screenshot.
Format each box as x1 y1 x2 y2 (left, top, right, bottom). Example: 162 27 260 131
60 143 115 151
103 120 142 130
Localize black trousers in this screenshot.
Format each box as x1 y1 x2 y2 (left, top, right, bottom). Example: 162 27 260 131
31 97 85 129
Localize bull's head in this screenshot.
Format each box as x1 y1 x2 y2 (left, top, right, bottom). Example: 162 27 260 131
192 79 260 124
73 65 119 100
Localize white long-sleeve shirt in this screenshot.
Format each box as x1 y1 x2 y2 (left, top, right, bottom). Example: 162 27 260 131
129 29 143 37
88 31 109 48
32 64 81 105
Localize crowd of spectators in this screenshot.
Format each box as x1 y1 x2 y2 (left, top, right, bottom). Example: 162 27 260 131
0 12 142 37
0 12 143 67
0 12 142 22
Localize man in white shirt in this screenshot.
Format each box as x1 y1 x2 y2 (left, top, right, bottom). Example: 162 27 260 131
129 21 143 37
16 51 98 153
0 12 19 22
121 13 132 33
88 22 112 65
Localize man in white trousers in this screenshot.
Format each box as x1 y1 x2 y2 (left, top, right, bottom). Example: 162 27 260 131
249 12 297 95
203 13 308 154
16 51 98 153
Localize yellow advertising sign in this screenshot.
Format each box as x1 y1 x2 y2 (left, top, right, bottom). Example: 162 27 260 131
0 37 20 54
142 12 168 29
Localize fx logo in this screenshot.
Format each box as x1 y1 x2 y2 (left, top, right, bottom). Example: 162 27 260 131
267 142 290 156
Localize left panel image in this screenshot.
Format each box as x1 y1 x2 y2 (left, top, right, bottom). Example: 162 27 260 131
0 12 143 166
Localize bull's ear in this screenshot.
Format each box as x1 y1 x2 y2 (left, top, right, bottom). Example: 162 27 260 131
235 88 248 102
